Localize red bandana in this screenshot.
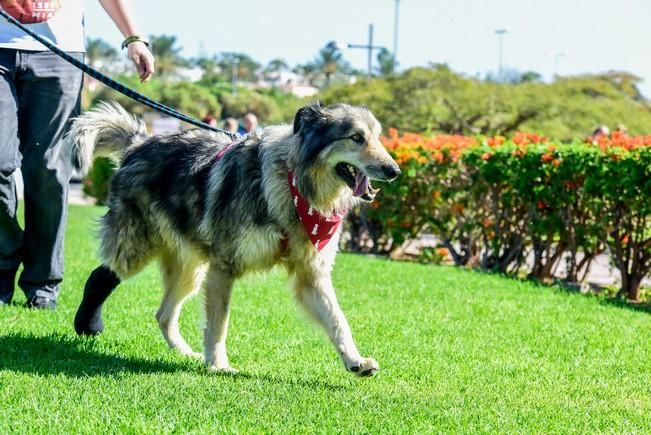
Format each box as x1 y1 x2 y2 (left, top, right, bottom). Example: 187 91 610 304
287 171 347 251
215 142 346 252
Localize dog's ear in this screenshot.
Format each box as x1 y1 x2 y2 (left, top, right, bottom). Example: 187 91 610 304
293 101 324 134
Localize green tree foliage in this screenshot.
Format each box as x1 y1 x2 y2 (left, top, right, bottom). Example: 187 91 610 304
194 56 223 85
89 74 162 114
375 48 396 76
219 90 280 122
149 35 188 77
293 62 319 86
85 37 118 68
217 52 261 83
263 58 289 84
86 73 303 125
519 70 543 83
319 64 651 139
315 41 351 86
159 82 221 119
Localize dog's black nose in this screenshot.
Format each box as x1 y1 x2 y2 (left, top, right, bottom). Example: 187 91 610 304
383 164 401 179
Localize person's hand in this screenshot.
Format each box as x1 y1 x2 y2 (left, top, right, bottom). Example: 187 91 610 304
127 41 155 82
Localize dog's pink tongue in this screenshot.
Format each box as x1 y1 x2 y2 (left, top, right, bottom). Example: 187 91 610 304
353 172 369 197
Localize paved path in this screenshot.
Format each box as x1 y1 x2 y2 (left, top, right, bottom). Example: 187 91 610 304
404 235 635 289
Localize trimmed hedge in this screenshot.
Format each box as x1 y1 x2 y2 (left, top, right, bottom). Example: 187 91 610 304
348 130 651 301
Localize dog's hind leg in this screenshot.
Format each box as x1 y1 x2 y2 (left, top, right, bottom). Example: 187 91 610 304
293 268 379 377
74 265 121 335
202 264 236 373
156 251 204 359
75 210 156 336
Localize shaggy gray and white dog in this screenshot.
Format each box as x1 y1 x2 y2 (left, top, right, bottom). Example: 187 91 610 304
68 101 400 376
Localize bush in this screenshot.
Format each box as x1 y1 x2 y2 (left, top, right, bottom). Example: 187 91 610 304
82 157 114 205
219 91 280 122
159 82 221 119
85 77 303 125
349 129 651 301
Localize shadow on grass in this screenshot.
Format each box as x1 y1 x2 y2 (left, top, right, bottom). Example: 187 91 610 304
598 297 651 315
0 333 352 391
549 279 651 315
0 333 190 377
231 371 350 392
464 267 651 316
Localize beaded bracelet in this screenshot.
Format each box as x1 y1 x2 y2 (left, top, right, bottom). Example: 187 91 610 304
121 35 149 50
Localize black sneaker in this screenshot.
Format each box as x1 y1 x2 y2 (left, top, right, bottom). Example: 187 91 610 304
0 269 17 305
26 295 57 310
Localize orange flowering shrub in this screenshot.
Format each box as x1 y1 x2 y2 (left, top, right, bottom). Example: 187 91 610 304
344 130 651 301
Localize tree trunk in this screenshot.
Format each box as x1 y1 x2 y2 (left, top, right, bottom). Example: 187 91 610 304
620 273 643 302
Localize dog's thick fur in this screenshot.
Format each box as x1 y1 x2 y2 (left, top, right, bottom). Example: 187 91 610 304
68 101 399 376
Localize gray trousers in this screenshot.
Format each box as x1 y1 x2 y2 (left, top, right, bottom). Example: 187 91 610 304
0 48 83 300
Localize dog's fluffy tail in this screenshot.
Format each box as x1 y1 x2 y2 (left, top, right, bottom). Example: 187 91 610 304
67 101 149 176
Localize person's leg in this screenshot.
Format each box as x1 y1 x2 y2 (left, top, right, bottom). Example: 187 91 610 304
16 50 83 307
0 49 23 305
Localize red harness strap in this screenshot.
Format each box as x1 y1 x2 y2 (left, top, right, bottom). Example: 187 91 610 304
214 141 238 161
287 171 347 251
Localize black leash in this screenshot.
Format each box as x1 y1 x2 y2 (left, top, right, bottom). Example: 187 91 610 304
0 8 239 140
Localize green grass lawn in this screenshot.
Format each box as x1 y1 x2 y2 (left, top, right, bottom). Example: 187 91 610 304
2 205 651 433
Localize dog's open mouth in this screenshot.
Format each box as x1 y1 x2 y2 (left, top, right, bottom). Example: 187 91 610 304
336 163 379 201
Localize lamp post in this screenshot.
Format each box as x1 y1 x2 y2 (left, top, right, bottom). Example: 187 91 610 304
494 28 507 81
348 24 387 77
231 58 240 94
393 0 401 71
553 52 565 78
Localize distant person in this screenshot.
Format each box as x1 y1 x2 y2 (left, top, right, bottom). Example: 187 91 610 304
588 125 610 145
202 114 217 127
0 0 155 309
237 112 261 135
223 117 239 133
614 123 628 135
591 125 610 138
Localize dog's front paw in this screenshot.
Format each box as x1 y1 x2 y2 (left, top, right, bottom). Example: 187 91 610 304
346 357 379 377
206 364 239 375
180 350 203 360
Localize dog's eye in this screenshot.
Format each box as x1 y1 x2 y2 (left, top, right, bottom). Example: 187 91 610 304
350 134 364 144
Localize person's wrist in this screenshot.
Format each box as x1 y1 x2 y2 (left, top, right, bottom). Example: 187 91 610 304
121 35 149 50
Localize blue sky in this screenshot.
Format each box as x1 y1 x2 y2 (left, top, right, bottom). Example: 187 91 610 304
85 0 651 96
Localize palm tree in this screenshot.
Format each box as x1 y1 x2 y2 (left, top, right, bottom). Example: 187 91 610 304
263 58 289 83
293 62 319 86
376 48 396 76
265 58 289 74
315 41 347 85
217 52 261 83
85 37 118 68
194 55 223 84
149 35 187 77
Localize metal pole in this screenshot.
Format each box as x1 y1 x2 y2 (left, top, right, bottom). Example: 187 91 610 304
499 34 503 80
553 52 565 78
347 26 387 77
232 58 239 94
368 23 374 77
393 0 400 71
494 29 507 81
